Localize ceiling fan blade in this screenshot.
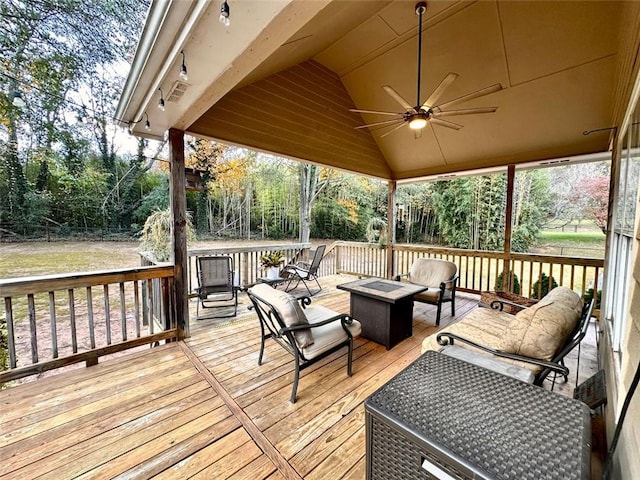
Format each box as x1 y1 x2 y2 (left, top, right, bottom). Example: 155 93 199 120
433 107 498 117
350 108 402 117
421 72 458 110
379 121 408 138
430 117 463 130
355 118 404 129
437 83 503 110
383 85 416 113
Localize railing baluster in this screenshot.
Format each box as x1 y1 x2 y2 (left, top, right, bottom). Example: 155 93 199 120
27 293 38 364
5 297 17 368
103 284 112 345
148 279 154 334
87 286 95 349
68 289 78 353
119 282 127 341
134 280 141 338
48 291 58 358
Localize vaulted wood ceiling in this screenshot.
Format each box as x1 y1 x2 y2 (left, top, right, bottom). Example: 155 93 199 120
122 1 636 181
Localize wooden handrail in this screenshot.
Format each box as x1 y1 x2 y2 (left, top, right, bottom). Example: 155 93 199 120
1 265 177 384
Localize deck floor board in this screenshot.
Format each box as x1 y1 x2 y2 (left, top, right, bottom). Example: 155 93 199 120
0 274 597 479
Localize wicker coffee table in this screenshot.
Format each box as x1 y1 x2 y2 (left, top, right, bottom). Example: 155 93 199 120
365 351 591 480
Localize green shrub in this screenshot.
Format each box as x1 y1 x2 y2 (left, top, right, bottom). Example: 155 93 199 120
531 273 558 299
584 288 602 309
495 270 521 294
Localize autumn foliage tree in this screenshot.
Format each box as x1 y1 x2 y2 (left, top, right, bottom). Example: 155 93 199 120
572 176 610 233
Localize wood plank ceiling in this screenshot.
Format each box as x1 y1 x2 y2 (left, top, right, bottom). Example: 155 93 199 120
188 0 625 181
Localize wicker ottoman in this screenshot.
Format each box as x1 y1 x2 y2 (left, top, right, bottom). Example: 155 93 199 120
365 351 591 480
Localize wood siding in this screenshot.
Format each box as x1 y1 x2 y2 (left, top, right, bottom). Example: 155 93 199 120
189 60 391 179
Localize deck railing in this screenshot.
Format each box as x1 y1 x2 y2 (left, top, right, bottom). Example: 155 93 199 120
185 243 311 294
322 241 603 300
0 266 177 384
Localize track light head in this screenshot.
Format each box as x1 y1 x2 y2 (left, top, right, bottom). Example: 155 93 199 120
179 50 188 81
219 0 230 26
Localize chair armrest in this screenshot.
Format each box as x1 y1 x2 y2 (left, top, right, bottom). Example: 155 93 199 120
280 314 355 333
436 332 569 377
489 299 528 312
296 296 312 308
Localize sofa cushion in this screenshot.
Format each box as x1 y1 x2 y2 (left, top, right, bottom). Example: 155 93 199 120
302 306 362 360
500 286 582 361
248 283 314 348
409 258 457 288
421 307 514 353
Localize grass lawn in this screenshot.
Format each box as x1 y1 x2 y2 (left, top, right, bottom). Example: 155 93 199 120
532 230 606 258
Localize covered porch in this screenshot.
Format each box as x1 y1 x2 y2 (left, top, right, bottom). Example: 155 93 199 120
0 274 600 479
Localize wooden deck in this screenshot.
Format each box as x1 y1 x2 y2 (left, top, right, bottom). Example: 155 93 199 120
0 274 599 479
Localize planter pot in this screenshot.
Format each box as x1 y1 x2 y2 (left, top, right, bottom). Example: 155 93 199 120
266 267 280 280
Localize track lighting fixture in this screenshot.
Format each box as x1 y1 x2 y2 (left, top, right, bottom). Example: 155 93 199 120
158 88 165 111
219 0 230 26
12 89 25 108
144 112 150 130
179 50 188 81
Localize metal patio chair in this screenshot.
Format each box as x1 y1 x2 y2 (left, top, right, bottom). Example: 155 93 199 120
195 255 238 319
282 244 326 296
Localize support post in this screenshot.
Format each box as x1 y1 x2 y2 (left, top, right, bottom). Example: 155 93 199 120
169 128 189 338
387 180 397 279
503 165 515 292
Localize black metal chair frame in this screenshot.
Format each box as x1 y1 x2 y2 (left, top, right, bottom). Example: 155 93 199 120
247 289 355 403
436 297 595 387
395 267 459 326
282 244 326 296
195 255 238 319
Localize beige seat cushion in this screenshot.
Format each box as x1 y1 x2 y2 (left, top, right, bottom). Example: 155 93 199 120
409 258 457 288
500 286 582 361
421 307 514 353
248 283 314 348
302 306 362 360
421 307 546 375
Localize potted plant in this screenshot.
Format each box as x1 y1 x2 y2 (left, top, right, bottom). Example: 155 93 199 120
261 251 285 279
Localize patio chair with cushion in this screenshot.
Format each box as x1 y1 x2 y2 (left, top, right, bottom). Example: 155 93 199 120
247 283 361 403
282 244 326 296
422 286 595 388
195 255 238 319
395 258 458 326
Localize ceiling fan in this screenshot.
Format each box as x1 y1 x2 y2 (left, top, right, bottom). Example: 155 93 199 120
351 1 502 138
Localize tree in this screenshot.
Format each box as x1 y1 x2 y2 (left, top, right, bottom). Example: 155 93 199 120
0 0 148 230
572 176 609 233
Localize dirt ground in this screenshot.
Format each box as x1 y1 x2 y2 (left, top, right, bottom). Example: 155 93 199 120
1 239 324 385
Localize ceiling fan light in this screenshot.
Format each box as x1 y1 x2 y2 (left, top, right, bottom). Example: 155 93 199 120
409 117 427 129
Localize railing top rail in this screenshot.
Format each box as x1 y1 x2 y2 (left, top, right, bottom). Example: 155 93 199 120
392 244 604 266
187 243 311 257
0 265 175 297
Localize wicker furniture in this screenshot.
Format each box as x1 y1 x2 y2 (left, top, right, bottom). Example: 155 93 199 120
479 290 538 313
365 350 591 480
247 283 361 403
395 258 459 326
336 278 427 349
